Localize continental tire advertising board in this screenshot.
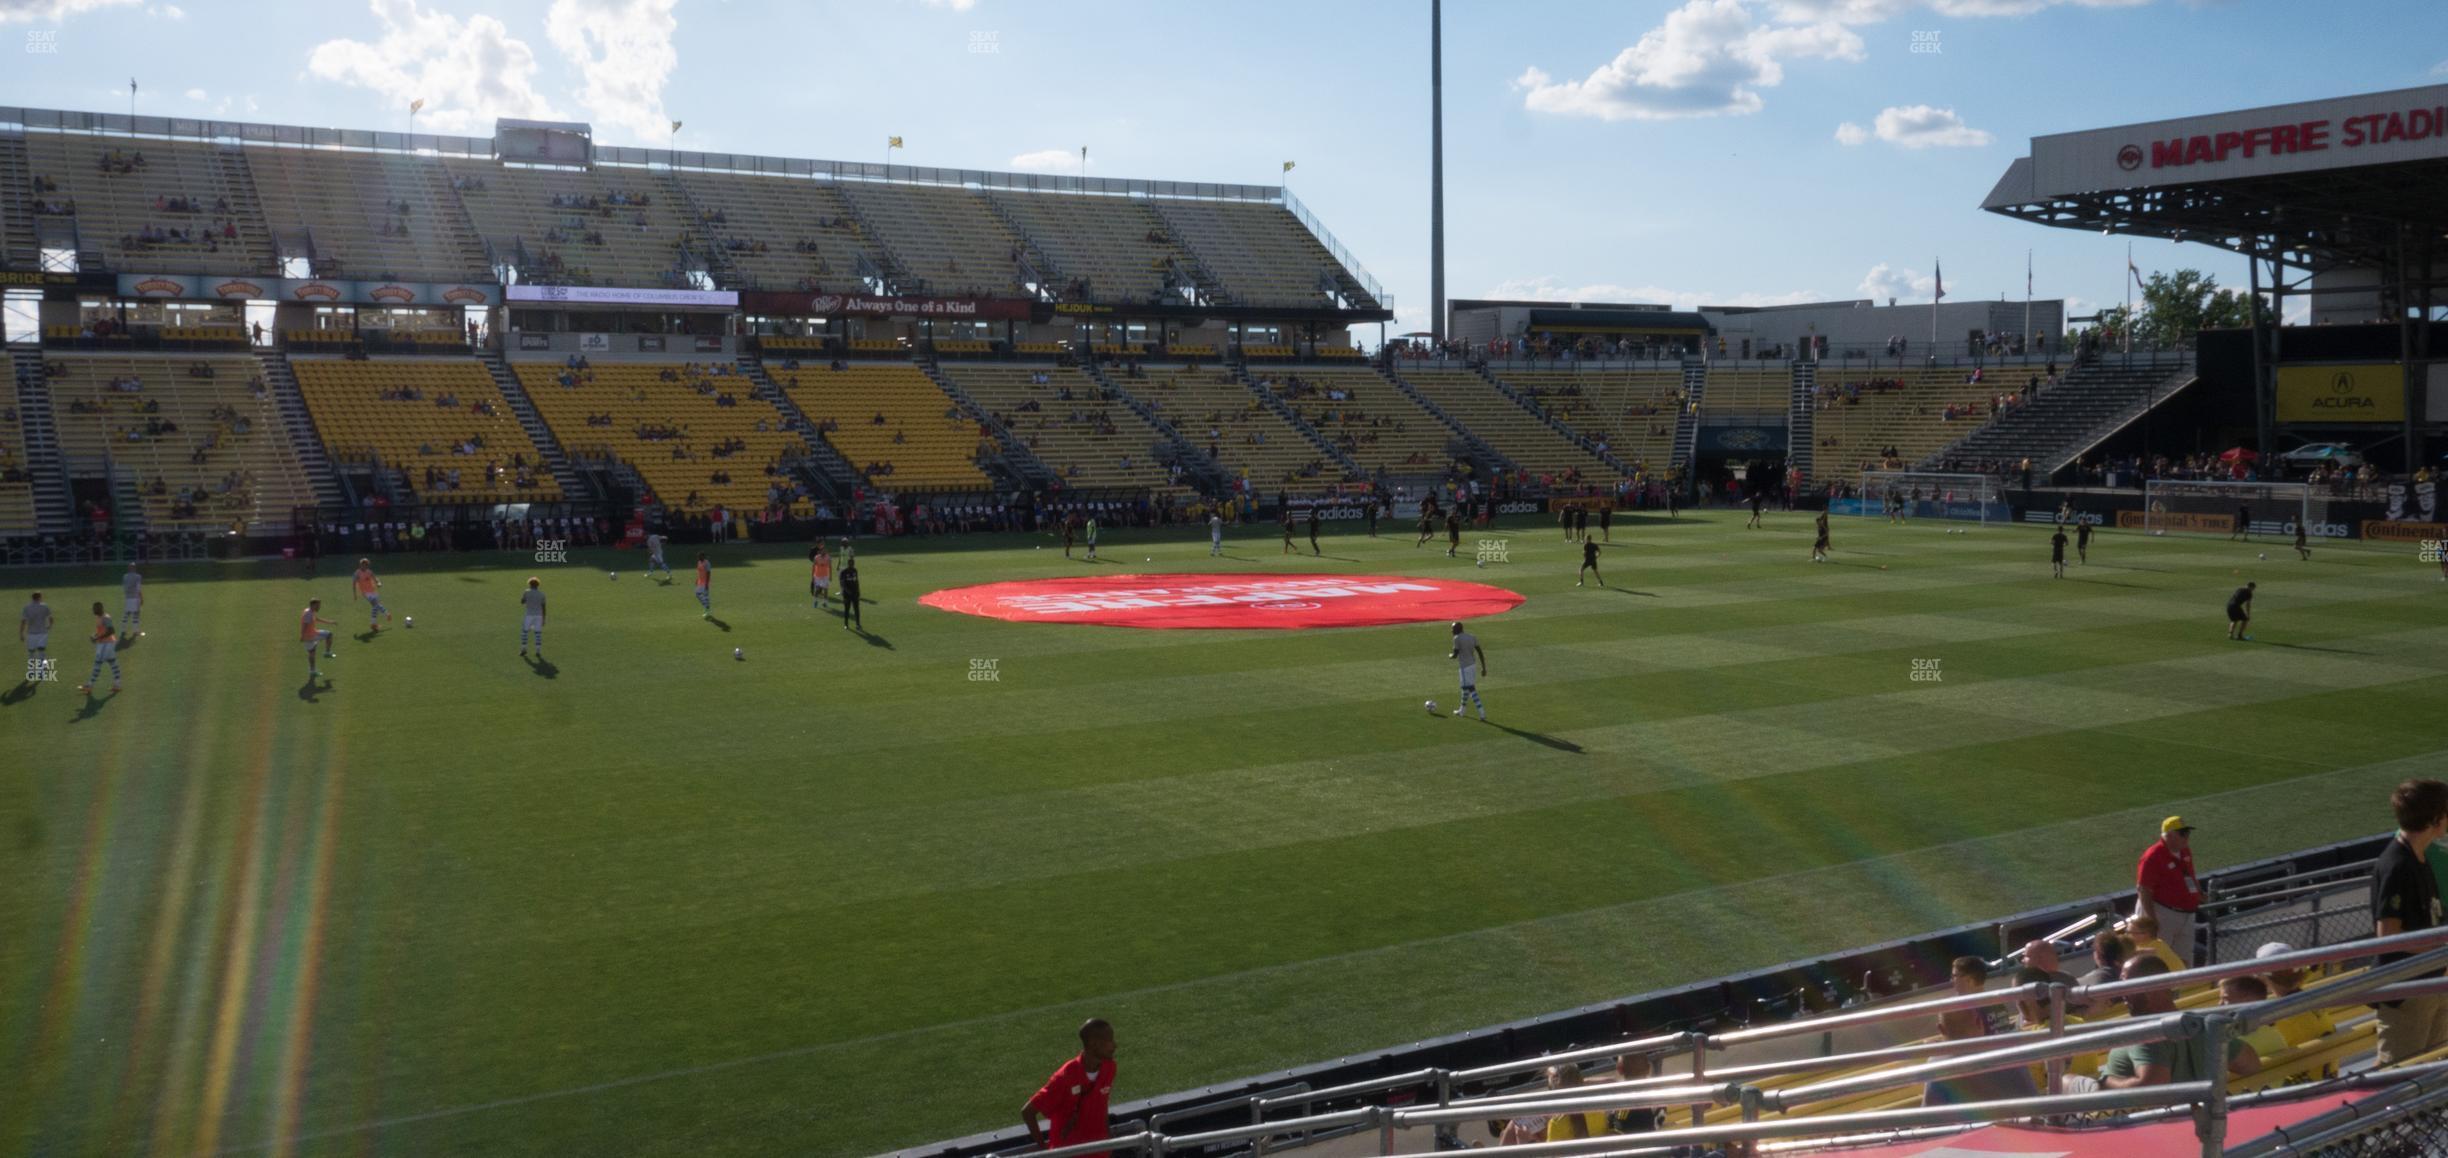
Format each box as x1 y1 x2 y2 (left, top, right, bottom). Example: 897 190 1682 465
2275 363 2405 423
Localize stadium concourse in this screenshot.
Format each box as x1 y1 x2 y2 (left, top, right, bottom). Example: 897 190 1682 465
3 87 2448 1158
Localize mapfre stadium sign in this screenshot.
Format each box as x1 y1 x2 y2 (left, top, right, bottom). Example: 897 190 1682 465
2031 84 2448 195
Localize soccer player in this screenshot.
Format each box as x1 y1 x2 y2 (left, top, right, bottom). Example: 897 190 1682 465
1022 1019 1118 1157
2051 527 2068 579
1414 504 1435 548
77 601 121 694
810 543 833 608
1279 506 1295 555
2057 500 2073 527
298 598 335 680
1307 505 1321 556
1811 511 1831 563
1208 510 1224 556
645 530 673 581
1445 508 1462 558
519 577 547 657
352 557 391 632
1561 505 1575 542
694 553 712 618
1577 537 1604 587
2293 520 2311 562
1598 505 1612 542
2077 519 2093 565
20 591 52 682
1085 515 1099 562
1886 490 1904 524
1448 621 1488 721
121 562 145 636
1365 496 1379 537
1746 490 1765 529
1062 511 1079 558
2226 581 2255 641
839 555 863 630
1666 485 1680 520
2233 503 2251 541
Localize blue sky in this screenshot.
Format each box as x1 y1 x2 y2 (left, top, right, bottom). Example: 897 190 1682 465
4 0 2443 334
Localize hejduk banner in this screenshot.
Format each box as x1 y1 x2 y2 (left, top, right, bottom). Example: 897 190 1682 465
116 274 500 305
741 290 1032 320
2393 480 2442 521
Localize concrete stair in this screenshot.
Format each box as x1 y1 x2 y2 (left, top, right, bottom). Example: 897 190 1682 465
253 350 348 511
476 349 596 503
11 348 75 536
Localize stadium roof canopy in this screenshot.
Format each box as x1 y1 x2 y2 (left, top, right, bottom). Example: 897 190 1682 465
1982 84 2448 273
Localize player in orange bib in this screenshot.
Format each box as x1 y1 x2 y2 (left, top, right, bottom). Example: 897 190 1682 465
300 599 336 680
78 600 120 695
809 543 834 609
353 557 392 633
694 553 713 618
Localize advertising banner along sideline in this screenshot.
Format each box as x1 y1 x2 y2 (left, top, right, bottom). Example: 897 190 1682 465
918 574 1525 630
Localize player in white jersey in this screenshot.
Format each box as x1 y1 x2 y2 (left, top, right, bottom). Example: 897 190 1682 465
519 576 548 658
1448 621 1488 721
19 592 53 682
299 599 335 680
1085 516 1099 561
1209 512 1224 556
645 532 673 581
121 563 144 636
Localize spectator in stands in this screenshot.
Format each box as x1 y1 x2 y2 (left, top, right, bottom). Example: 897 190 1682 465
1922 956 2035 1106
2099 956 2257 1088
2123 913 2187 974
2136 816 2204 966
1537 1065 1606 1141
2373 778 2448 1065
2254 942 2339 1051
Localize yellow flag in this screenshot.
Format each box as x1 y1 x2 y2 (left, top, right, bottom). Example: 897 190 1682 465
1282 160 1295 172
410 98 425 113
889 136 904 149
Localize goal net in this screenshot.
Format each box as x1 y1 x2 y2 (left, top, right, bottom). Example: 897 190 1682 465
2140 480 2326 538
1855 471 2007 524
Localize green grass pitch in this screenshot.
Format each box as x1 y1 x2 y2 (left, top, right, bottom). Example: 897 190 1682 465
4 511 2443 1157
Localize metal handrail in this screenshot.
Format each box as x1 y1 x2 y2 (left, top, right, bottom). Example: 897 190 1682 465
1254 1069 1437 1113
1765 1014 2184 1112
1449 1031 1691 1084
2221 1066 2448 1157
2071 928 2448 1006
2202 874 2372 913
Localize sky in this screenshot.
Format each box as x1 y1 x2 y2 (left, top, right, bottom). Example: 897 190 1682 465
3 0 2443 337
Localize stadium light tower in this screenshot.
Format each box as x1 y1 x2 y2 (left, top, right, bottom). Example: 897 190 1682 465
1430 0 1445 345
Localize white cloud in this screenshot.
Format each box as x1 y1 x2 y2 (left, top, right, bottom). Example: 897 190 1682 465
545 0 679 143
1515 0 1863 122
306 0 563 134
1487 275 1819 311
183 87 206 102
0 0 139 23
920 0 979 10
1845 104 1993 148
1856 261 1936 303
1008 148 1087 174
150 2 183 17
2431 58 2448 78
1527 0 2152 122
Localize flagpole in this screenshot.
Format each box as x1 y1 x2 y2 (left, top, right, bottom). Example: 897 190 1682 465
2023 250 2032 357
1929 256 1939 354
2124 241 2133 355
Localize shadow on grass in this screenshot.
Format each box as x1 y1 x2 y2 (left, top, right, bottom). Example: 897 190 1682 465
1610 587 1661 597
354 629 384 644
0 680 37 708
71 689 110 722
852 626 892 649
2261 640 2374 656
2077 579 2157 589
1489 721 1583 753
455 575 488 583
525 654 559 679
707 616 732 632
298 675 331 703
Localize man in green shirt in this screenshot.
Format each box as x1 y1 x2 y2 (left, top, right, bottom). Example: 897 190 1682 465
2099 956 2258 1087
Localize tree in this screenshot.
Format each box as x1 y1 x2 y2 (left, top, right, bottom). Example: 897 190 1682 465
2137 269 2255 346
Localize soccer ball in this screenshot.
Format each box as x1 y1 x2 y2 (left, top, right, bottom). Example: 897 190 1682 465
1475 559 1485 568
1424 699 1439 714
1145 557 1151 562
2258 552 2267 560
610 571 617 581
2153 530 2166 537
404 616 414 628
733 647 744 660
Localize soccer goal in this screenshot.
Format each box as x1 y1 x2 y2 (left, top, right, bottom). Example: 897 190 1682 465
1857 471 2007 524
2140 479 2325 538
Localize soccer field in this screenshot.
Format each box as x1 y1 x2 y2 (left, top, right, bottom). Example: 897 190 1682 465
5 511 2444 1158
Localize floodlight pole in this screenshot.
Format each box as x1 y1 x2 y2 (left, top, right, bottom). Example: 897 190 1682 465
1429 0 1445 346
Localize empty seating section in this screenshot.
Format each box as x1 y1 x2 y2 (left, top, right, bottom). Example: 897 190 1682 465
1812 367 2008 484
987 191 1184 303
1152 201 1340 307
44 354 315 531
944 365 1177 490
770 363 990 491
22 134 274 273
1701 368 1790 417
244 148 486 280
1259 367 1455 476
0 414 35 535
1401 368 1618 481
675 171 883 291
839 184 1024 297
1499 368 1681 470
444 161 696 287
289 358 560 503
510 361 807 514
1131 367 1333 486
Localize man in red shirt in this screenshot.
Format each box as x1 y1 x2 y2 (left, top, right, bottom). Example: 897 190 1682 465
1023 1019 1118 1156
2136 816 2204 966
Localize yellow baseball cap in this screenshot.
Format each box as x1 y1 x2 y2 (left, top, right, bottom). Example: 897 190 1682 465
2162 816 2194 834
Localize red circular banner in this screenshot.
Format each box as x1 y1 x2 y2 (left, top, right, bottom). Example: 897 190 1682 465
918 573 1525 630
